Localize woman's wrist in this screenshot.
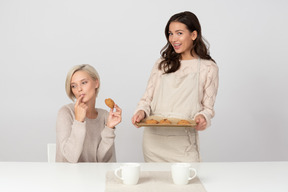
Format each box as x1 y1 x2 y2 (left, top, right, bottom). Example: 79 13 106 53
106 124 115 129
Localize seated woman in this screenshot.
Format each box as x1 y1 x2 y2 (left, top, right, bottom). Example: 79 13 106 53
56 64 122 163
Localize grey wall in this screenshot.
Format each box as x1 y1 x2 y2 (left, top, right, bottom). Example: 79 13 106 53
0 0 287 162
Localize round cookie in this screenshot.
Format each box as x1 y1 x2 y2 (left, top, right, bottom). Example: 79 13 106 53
105 98 115 109
159 119 172 124
177 120 191 125
145 119 159 124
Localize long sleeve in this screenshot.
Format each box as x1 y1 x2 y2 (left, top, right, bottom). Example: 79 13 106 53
194 61 219 127
134 59 162 116
96 126 116 162
56 105 116 163
56 105 86 163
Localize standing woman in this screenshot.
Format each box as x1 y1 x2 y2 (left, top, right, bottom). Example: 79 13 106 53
56 64 122 163
132 11 219 162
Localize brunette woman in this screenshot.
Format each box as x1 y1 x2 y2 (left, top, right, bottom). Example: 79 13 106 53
132 11 219 162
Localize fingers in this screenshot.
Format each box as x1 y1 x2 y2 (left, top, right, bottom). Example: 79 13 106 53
131 116 136 124
75 94 84 106
108 103 122 121
131 115 140 128
76 95 87 110
114 104 120 110
135 115 143 123
195 114 207 131
74 95 87 122
195 115 207 131
107 105 122 128
114 104 122 114
110 104 122 117
79 102 88 110
111 110 121 119
196 122 206 131
131 110 145 128
131 115 139 124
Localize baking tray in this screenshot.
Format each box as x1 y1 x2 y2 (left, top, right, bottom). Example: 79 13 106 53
136 116 196 128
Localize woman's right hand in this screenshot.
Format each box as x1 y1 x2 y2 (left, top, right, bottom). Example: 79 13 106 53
131 110 146 128
74 95 88 122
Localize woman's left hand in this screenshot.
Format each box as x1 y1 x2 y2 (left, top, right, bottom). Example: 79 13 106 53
106 104 122 128
195 114 207 131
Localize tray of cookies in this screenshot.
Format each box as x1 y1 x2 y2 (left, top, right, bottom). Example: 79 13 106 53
136 115 196 128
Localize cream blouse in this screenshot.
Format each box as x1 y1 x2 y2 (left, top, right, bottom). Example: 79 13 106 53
135 58 219 127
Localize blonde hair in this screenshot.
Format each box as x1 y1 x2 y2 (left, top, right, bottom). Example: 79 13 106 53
65 64 100 101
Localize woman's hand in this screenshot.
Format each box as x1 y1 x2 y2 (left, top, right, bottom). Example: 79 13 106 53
106 104 122 128
74 95 88 122
131 110 146 128
195 114 207 131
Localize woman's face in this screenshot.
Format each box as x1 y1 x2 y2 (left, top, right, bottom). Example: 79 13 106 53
70 70 99 103
168 21 197 59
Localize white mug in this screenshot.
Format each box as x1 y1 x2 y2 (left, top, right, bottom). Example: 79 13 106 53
171 163 197 185
114 163 140 185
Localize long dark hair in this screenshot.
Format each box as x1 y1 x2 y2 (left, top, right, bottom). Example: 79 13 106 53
159 11 215 73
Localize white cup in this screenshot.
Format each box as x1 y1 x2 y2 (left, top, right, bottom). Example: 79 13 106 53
171 163 197 185
114 163 140 185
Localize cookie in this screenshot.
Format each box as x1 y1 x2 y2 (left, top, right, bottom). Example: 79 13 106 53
105 98 115 109
159 119 172 124
177 120 191 125
145 119 159 124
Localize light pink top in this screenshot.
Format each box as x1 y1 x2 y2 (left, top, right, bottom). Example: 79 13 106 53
56 103 116 163
135 58 219 127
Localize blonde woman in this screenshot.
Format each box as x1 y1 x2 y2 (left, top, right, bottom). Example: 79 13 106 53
56 64 122 163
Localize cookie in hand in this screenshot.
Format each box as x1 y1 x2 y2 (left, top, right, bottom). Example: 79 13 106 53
105 98 115 109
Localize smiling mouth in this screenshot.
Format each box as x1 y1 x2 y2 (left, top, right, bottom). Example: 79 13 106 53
173 43 181 49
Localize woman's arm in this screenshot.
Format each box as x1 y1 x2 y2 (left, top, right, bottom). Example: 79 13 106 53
96 126 116 162
132 59 161 126
56 105 86 163
97 105 121 162
194 62 219 129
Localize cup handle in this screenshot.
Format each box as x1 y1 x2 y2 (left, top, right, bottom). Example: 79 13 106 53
114 167 123 180
188 168 197 180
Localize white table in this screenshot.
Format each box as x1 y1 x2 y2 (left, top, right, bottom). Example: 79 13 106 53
0 162 287 192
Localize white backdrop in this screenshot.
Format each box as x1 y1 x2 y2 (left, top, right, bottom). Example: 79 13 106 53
0 0 287 162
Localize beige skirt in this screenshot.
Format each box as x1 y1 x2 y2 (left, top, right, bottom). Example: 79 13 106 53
143 126 200 162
